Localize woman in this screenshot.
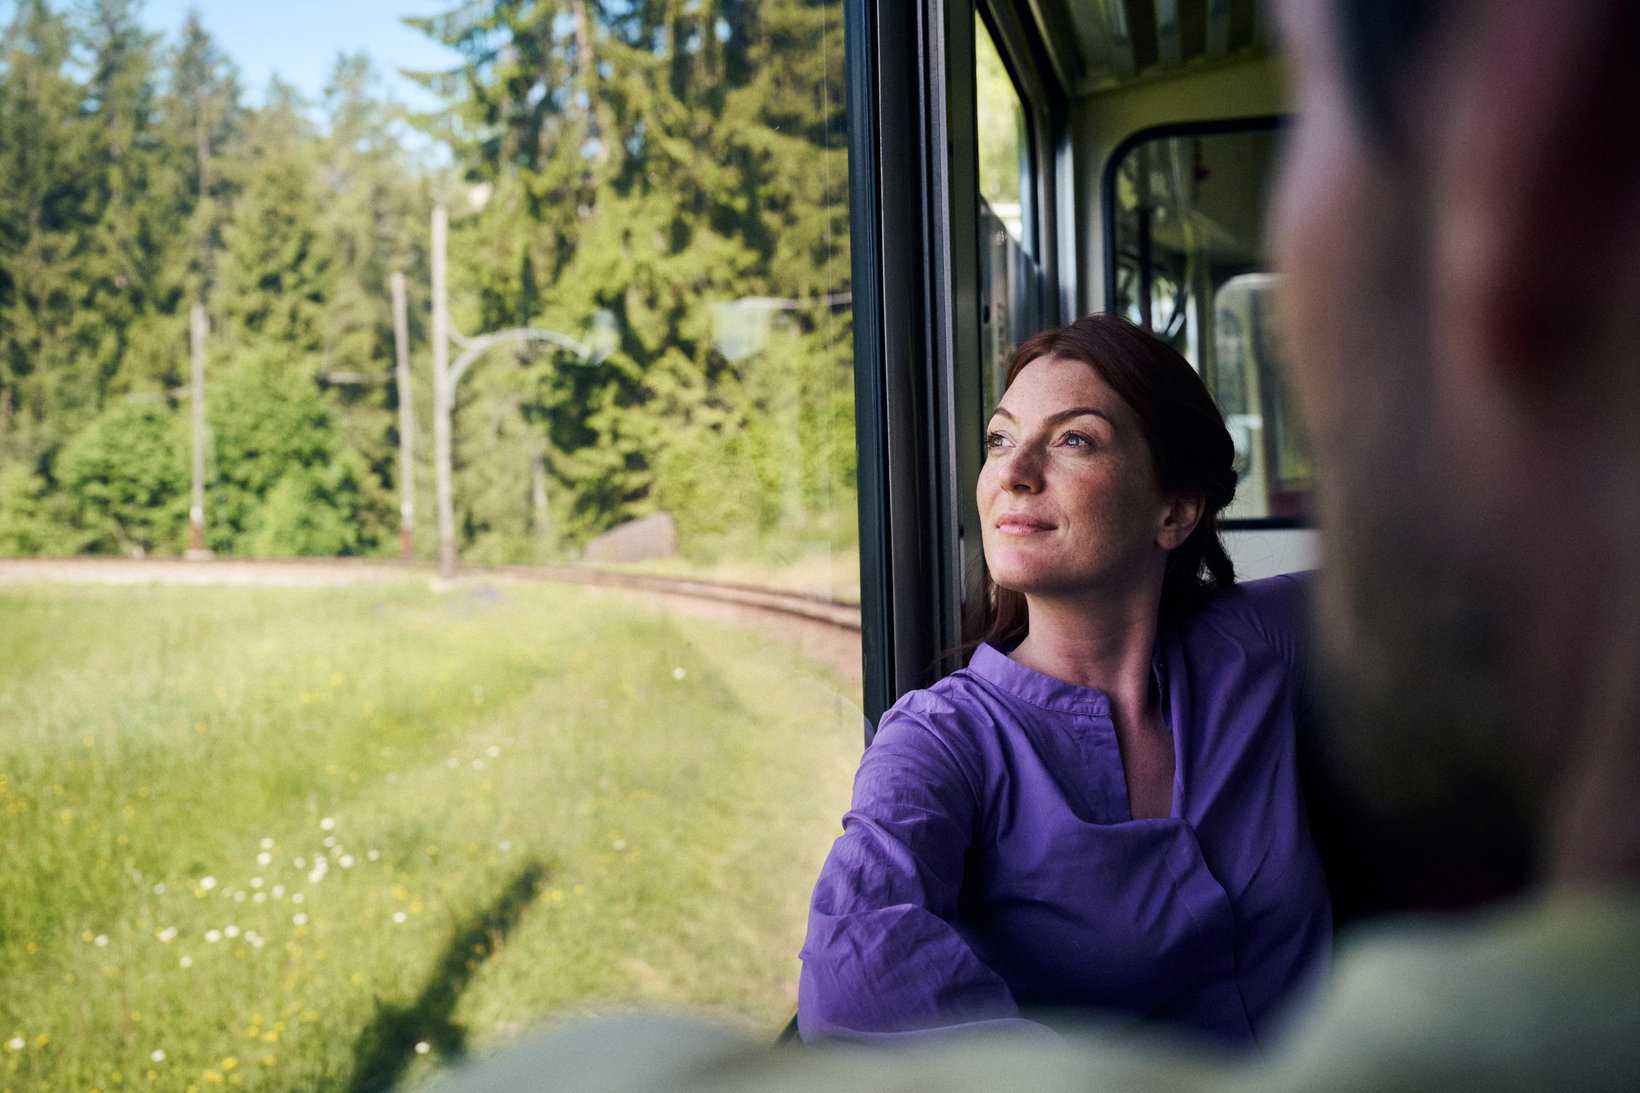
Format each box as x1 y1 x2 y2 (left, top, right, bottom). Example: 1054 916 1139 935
798 314 1330 1045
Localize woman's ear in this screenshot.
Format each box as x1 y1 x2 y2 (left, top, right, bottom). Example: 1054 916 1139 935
1158 492 1206 552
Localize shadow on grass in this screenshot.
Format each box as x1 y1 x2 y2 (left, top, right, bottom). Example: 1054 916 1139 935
344 860 547 1093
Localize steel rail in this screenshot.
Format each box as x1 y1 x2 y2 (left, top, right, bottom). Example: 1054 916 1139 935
0 557 863 633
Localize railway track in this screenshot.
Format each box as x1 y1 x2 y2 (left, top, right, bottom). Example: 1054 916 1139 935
486 563 861 630
0 556 863 632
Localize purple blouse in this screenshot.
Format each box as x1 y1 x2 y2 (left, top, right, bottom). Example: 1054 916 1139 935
798 574 1331 1045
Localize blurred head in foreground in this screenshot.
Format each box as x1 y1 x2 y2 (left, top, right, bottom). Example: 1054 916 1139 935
1271 0 1640 887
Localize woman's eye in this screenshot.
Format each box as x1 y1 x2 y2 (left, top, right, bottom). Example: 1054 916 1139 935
1062 432 1093 449
984 431 1009 453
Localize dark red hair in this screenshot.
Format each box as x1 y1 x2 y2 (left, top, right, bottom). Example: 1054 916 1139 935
973 313 1238 650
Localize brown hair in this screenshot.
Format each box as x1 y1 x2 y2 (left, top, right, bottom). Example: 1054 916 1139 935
972 313 1238 650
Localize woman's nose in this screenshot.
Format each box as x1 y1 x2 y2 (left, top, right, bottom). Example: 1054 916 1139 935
997 444 1043 492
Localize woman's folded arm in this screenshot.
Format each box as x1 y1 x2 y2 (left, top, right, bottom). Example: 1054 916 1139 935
797 713 1045 1042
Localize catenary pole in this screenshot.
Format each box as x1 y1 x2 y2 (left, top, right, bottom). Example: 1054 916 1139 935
431 207 456 579
391 271 416 560
429 204 601 580
188 301 208 556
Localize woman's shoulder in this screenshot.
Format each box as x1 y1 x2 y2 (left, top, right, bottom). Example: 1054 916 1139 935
1211 570 1310 620
879 667 994 739
1187 571 1312 666
872 663 1013 777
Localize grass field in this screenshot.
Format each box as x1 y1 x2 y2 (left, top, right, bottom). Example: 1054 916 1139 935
0 577 863 1092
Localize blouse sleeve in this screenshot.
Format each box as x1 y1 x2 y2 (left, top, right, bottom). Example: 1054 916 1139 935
797 704 1044 1042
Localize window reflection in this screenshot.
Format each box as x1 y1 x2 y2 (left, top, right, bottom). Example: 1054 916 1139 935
1211 274 1312 519
976 18 1027 247
976 14 1043 410
1109 126 1311 520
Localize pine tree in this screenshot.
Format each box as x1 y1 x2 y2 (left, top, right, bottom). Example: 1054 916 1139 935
0 3 435 557
316 50 433 537
162 9 242 311
217 77 333 353
78 0 192 398
0 0 98 445
56 395 188 556
409 0 853 558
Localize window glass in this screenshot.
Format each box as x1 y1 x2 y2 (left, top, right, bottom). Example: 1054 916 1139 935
975 17 1027 247
1109 126 1311 520
975 14 1043 410
0 1 858 1085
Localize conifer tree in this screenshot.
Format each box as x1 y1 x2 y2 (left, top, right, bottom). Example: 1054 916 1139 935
0 0 97 441
218 77 332 353
0 0 111 554
79 0 191 397
56 395 189 555
0 3 433 558
163 9 241 310
316 51 432 516
409 0 853 557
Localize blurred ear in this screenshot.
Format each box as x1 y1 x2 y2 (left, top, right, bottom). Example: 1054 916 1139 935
1432 0 1640 393
1157 491 1205 552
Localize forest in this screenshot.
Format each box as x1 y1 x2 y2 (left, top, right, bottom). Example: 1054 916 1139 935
0 0 856 571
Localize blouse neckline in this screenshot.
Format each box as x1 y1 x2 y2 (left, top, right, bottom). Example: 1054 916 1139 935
966 639 1173 721
966 641 1115 716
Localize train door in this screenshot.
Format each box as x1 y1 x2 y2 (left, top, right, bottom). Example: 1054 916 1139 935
847 0 1313 728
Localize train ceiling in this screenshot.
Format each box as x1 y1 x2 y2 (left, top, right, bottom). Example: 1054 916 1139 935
1028 0 1270 94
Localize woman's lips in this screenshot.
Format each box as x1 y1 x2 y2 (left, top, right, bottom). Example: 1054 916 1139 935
995 515 1056 534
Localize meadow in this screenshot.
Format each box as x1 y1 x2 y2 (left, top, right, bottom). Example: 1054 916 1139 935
0 576 863 1092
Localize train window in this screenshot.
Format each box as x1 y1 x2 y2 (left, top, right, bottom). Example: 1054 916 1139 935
2 0 860 1086
975 12 1046 410
975 16 1028 249
1106 123 1311 521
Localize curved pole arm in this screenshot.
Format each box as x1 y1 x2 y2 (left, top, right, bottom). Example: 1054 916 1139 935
445 327 598 400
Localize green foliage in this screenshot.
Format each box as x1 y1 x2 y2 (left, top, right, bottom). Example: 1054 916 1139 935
975 13 1025 208
218 81 333 352
0 4 430 561
56 398 189 555
165 7 244 302
0 0 856 579
245 469 361 557
76 1 193 399
412 0 856 563
206 346 382 557
0 458 76 556
652 405 762 552
0 0 103 437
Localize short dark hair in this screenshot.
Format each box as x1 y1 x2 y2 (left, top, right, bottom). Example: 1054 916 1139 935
973 314 1238 651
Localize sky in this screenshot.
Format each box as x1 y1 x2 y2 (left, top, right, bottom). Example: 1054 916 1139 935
135 0 464 113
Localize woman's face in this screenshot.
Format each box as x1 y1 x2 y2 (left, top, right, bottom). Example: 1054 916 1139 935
978 355 1182 604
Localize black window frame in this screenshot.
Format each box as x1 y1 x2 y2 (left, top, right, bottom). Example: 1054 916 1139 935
846 0 1068 733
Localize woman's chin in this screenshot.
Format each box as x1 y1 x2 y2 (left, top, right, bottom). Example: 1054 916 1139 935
989 567 1053 598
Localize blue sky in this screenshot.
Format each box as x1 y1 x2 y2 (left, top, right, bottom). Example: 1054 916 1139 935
135 0 463 112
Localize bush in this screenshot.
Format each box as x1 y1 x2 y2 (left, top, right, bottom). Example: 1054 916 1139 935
208 345 382 556
56 399 190 556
